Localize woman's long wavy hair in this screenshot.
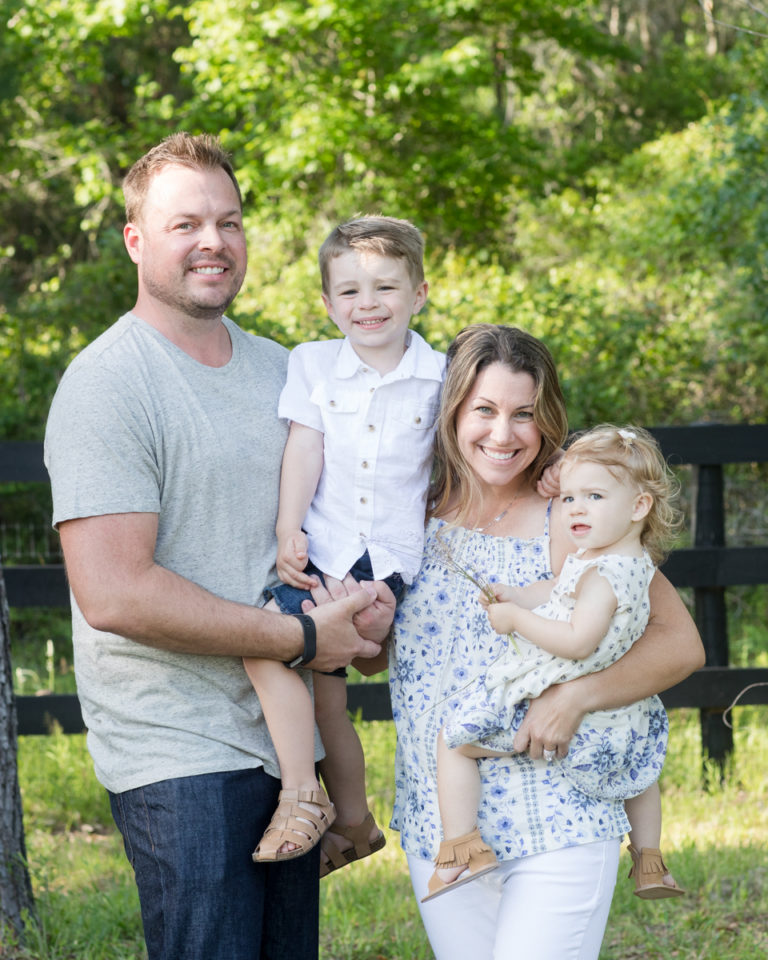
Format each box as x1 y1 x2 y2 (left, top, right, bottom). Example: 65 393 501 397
429 324 568 527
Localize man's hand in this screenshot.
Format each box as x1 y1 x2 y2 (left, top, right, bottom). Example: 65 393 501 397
304 573 396 645
513 683 585 759
301 584 384 672
300 573 395 675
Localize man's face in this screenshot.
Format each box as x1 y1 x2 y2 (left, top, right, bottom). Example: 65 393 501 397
124 164 247 321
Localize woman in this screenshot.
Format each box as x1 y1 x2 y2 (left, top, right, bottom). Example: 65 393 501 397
385 324 703 959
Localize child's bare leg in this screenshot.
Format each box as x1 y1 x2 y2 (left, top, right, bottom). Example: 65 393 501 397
435 730 485 884
626 783 661 850
625 782 677 888
244 599 323 854
314 672 380 851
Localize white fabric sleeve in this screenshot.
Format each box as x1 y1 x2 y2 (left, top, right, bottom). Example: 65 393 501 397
276 343 324 432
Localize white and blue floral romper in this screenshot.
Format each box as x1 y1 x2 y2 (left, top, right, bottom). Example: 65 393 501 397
390 515 652 863
442 547 668 799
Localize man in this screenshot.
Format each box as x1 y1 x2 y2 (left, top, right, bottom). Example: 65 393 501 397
44 132 393 960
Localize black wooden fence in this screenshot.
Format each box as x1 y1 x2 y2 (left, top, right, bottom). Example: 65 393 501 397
3 426 768 762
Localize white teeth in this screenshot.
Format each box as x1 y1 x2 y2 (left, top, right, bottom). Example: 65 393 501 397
482 448 515 461
192 267 224 275
356 318 385 326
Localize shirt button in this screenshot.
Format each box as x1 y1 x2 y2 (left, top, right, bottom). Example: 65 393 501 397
367 424 375 432
360 496 367 504
329 400 337 407
361 461 369 468
414 415 422 424
369 387 375 394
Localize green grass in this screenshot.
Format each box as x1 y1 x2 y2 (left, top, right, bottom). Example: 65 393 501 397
5 706 767 960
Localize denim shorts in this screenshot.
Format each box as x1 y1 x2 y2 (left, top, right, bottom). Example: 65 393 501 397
265 550 406 614
265 551 405 678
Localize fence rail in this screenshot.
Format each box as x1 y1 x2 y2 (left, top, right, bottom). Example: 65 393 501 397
4 426 768 760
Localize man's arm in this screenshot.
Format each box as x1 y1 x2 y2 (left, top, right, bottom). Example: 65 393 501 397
58 511 382 671
514 570 705 757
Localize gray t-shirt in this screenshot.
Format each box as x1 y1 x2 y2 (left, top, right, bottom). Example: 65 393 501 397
44 312 302 792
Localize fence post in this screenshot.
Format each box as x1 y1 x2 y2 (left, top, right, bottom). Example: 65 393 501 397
692 462 733 769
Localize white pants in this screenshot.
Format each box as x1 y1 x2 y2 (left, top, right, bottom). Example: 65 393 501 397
407 838 620 960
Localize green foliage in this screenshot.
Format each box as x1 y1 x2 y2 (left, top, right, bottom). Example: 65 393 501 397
3 1 768 440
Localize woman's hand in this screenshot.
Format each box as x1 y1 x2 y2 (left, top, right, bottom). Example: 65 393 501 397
513 683 586 758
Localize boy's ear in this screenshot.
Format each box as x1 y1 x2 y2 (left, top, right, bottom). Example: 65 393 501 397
632 491 653 522
412 280 429 315
321 292 334 318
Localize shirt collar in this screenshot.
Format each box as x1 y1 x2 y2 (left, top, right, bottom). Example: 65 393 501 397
334 330 444 382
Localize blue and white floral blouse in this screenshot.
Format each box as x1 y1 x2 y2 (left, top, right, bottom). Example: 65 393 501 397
389 516 636 863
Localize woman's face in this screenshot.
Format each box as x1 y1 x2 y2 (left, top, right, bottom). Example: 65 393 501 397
455 362 542 490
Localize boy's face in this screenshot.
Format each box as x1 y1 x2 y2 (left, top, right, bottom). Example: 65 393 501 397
322 250 427 371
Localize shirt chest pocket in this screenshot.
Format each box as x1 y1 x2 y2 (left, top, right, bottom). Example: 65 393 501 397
310 384 361 420
391 400 439 431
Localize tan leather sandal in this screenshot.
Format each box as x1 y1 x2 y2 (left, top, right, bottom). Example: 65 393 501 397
421 828 499 902
252 788 336 862
627 843 685 899
319 811 386 878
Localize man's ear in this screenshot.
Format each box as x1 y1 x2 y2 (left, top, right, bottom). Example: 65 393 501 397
123 223 141 265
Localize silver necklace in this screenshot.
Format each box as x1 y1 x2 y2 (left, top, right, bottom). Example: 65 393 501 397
473 495 520 533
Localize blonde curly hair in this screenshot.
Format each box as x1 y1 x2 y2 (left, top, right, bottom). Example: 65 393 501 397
562 424 682 565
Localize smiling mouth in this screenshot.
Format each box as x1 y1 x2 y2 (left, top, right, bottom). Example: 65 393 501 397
354 317 387 327
480 447 517 462
571 523 591 535
191 266 226 275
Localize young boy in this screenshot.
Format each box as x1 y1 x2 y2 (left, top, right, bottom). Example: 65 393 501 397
247 216 445 874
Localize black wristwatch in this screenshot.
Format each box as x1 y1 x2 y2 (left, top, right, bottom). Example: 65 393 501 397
287 613 317 668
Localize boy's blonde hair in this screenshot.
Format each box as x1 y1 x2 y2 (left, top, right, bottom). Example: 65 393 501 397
563 424 682 565
318 215 425 293
123 132 242 225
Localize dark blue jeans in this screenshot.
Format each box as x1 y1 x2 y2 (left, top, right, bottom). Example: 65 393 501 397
109 767 319 960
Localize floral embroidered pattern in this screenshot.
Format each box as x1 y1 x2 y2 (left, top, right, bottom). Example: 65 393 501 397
389 517 658 863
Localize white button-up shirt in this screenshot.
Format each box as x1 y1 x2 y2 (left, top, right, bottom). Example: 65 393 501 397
278 331 445 583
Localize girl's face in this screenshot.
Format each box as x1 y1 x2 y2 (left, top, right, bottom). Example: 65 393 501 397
559 459 652 556
455 362 542 491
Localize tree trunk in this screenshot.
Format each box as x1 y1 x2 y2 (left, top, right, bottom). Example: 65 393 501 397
0 560 35 942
